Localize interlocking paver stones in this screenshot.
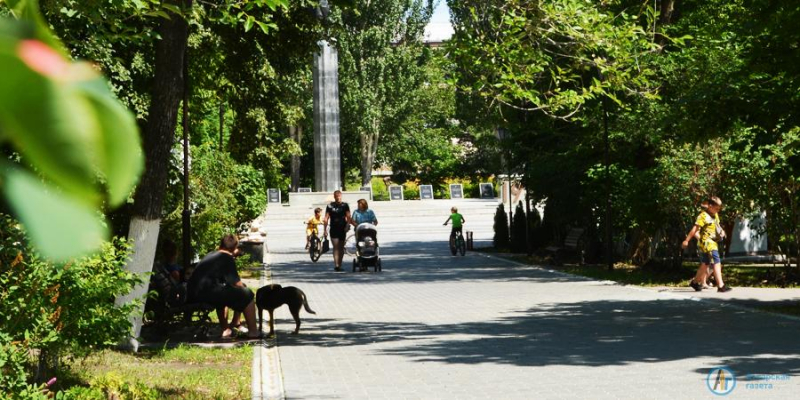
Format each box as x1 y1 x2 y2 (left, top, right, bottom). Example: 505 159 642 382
259 226 800 399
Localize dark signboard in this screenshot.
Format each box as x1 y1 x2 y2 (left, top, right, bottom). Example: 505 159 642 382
420 184 434 200
389 185 404 201
449 184 463 199
479 183 494 199
268 188 281 203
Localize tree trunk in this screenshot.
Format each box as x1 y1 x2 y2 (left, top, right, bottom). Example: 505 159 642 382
360 127 379 187
290 125 302 191
116 1 190 352
660 0 676 25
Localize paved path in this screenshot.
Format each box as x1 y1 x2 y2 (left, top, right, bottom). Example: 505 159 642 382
257 228 800 399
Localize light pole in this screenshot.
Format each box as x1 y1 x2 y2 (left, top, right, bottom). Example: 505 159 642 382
498 128 512 242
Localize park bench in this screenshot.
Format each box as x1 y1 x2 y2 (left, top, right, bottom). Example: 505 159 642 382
545 227 585 266
144 263 214 339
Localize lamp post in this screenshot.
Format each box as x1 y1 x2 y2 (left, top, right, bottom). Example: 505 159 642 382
497 128 512 242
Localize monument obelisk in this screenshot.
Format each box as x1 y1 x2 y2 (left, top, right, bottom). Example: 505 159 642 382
313 0 342 192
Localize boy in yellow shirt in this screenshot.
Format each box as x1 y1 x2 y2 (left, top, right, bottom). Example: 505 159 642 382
305 208 323 249
682 197 731 293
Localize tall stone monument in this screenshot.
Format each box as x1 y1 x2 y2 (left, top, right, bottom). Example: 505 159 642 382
313 0 342 192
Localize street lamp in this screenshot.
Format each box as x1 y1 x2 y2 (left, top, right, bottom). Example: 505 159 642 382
497 128 512 243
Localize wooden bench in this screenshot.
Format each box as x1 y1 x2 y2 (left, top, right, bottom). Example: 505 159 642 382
144 263 214 339
545 228 585 266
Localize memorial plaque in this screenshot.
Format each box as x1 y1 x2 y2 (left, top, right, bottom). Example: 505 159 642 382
298 187 312 193
389 185 404 201
449 184 464 199
479 183 495 199
360 185 373 200
268 188 281 203
419 184 434 200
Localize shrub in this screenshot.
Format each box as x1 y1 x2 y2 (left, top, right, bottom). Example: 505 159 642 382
493 204 509 249
528 206 547 249
511 203 527 252
162 143 267 258
58 372 158 400
370 177 390 201
0 214 140 397
402 181 420 200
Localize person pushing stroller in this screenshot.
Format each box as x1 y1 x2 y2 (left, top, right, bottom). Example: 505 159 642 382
351 199 381 272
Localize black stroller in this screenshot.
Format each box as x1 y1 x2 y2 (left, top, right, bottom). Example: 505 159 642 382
352 223 382 272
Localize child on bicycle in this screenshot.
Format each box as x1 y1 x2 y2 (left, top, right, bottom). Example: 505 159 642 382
305 207 323 249
443 206 466 244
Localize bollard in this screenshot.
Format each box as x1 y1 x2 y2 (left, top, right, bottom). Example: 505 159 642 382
466 231 474 250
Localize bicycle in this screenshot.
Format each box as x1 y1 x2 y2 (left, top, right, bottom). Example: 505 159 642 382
450 230 466 256
344 231 357 256
306 222 324 262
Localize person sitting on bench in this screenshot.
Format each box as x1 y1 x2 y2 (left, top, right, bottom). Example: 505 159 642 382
187 234 260 339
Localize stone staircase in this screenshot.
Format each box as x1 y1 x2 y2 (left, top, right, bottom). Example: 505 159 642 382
256 198 503 247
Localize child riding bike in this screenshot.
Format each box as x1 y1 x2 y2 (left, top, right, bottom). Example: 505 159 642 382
305 208 323 249
443 206 466 248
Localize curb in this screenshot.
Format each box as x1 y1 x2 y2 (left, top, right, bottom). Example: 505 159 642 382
252 253 286 400
475 251 800 323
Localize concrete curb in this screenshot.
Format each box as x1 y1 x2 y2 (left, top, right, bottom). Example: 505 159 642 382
475 251 800 323
252 253 286 400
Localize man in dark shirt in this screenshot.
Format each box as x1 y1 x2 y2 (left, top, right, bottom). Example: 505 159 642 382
324 190 351 271
187 234 259 339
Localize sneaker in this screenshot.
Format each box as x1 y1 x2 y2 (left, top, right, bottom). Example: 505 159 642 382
689 280 702 292
334 266 342 272
717 285 733 293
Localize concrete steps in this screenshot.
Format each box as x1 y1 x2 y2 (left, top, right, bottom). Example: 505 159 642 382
256 198 503 245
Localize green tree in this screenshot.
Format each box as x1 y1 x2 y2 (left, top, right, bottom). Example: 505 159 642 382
493 203 509 249
335 0 434 186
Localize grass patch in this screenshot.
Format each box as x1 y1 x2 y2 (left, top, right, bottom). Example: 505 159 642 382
493 252 800 288
60 344 252 399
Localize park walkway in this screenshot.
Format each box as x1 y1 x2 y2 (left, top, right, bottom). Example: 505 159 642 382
253 212 800 399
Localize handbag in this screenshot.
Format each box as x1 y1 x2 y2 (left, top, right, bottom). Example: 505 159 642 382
322 238 330 253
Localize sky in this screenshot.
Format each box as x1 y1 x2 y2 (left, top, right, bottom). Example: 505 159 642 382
424 1 453 42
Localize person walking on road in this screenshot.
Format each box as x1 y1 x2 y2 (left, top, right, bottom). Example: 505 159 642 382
682 196 732 293
324 190 352 272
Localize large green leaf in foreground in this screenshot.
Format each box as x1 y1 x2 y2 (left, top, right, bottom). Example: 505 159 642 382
0 16 142 260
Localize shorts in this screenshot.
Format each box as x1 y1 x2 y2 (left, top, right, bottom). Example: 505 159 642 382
700 250 721 265
306 228 318 237
329 225 347 240
450 227 463 237
194 284 254 312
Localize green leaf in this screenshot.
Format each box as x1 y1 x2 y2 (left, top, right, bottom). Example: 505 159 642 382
2 168 107 261
0 36 101 202
75 80 143 206
255 20 278 34
244 15 254 32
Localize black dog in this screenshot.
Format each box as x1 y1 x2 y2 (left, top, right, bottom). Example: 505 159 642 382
255 284 316 335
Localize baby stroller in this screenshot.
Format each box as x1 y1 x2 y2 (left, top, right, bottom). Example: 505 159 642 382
353 223 382 272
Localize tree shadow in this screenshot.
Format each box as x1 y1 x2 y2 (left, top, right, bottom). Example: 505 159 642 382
273 299 800 376
267 240 579 285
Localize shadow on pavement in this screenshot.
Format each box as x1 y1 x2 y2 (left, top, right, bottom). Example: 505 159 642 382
268 240 579 285
273 299 800 376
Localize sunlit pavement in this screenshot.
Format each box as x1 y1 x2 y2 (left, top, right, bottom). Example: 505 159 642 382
256 226 800 400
